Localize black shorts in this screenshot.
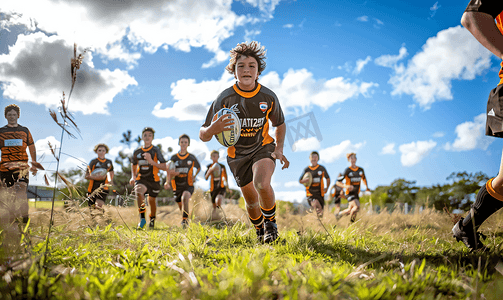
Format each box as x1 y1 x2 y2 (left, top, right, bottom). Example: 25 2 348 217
347 194 359 202
307 194 325 209
87 190 108 206
210 186 226 203
135 179 161 197
486 84 503 138
333 196 342 205
174 186 194 203
227 143 276 188
0 170 28 187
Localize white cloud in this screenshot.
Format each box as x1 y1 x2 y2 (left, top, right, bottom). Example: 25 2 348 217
399 140 436 167
319 140 365 164
375 45 408 68
432 131 445 138
357 16 369 22
275 190 305 203
1 0 278 69
430 2 441 18
244 29 261 42
354 56 372 74
0 11 37 31
444 113 493 151
292 137 321 152
154 69 378 121
284 181 300 188
384 26 492 109
283 24 294 28
0 32 137 115
35 136 60 159
381 143 396 155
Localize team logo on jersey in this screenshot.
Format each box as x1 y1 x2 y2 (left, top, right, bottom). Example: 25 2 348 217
359 171 363 176
318 171 322 176
230 103 240 114
259 102 267 113
188 161 192 165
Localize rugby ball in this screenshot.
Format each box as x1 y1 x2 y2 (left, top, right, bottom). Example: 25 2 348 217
212 108 240 147
167 160 176 171
91 168 107 181
302 172 312 187
212 163 221 177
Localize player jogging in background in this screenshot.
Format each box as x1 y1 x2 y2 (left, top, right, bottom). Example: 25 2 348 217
199 41 289 244
452 0 503 251
205 150 228 212
130 127 173 229
299 151 330 218
165 134 201 228
336 152 369 223
330 173 345 217
0 104 39 224
85 143 114 214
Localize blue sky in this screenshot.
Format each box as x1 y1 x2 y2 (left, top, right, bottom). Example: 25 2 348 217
0 0 501 203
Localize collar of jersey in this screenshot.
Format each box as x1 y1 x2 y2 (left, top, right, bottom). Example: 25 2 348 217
308 165 319 171
142 145 153 151
177 152 189 160
349 166 359 171
233 83 261 98
97 157 107 163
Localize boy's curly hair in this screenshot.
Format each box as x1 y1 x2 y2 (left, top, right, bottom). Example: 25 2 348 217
4 104 20 117
225 41 267 76
94 143 109 153
346 152 356 161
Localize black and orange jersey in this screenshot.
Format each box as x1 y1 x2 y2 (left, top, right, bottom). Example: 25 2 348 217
343 166 367 197
465 0 503 85
170 152 200 190
300 164 330 197
205 162 228 192
131 145 166 182
202 83 285 158
87 158 114 192
0 125 34 172
331 174 345 199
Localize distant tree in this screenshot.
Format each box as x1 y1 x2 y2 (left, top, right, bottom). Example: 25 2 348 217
371 178 418 207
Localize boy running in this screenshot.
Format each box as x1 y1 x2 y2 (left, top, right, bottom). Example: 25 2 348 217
330 173 345 216
299 151 330 217
199 41 289 243
336 153 369 223
130 127 170 229
85 143 114 212
0 104 39 223
165 134 201 227
205 150 228 211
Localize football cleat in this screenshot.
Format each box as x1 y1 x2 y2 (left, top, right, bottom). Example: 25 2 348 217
256 227 264 243
452 220 486 251
264 221 278 244
137 218 147 229
149 217 155 229
181 219 189 228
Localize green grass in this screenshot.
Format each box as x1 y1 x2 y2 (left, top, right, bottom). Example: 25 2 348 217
2 203 503 299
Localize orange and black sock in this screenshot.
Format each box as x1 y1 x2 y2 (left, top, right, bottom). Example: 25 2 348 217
249 214 264 230
139 203 146 219
260 204 276 223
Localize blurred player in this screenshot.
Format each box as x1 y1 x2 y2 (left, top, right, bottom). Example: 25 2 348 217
200 41 289 243
336 153 369 223
0 104 39 223
165 134 201 227
330 173 345 216
130 127 171 229
299 151 330 217
205 150 228 212
85 143 114 213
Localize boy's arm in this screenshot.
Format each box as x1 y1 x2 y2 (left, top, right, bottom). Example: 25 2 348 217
461 11 503 59
271 123 289 170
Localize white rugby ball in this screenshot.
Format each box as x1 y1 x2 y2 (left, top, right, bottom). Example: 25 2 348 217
212 163 221 177
212 108 240 147
91 168 107 181
167 160 176 171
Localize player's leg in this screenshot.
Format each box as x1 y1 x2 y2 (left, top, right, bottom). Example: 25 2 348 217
215 194 223 208
134 183 147 229
311 199 322 217
13 180 29 223
181 189 192 226
240 182 264 241
252 158 278 243
349 199 360 223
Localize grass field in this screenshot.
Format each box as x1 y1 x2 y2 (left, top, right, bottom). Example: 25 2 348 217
28 200 65 208
2 190 503 299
